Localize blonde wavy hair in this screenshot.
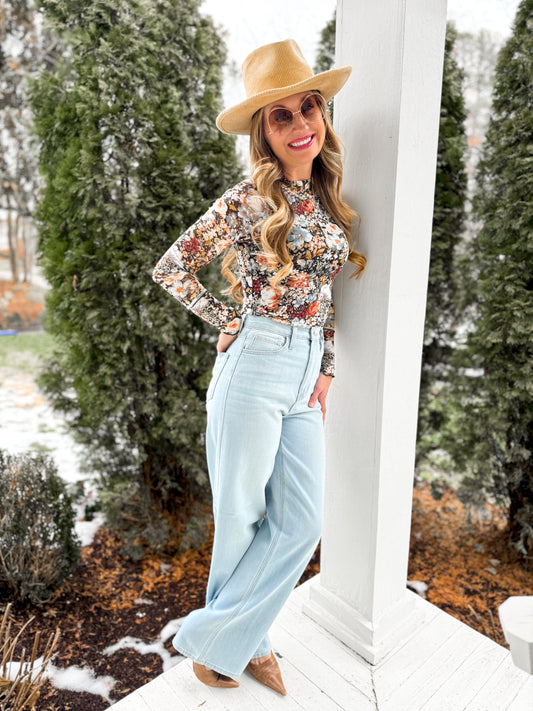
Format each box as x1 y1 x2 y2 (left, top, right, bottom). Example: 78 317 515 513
221 94 366 302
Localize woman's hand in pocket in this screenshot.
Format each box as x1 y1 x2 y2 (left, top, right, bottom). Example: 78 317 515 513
308 372 333 422
217 332 238 353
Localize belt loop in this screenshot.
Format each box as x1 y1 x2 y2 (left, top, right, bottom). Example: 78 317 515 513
289 324 296 349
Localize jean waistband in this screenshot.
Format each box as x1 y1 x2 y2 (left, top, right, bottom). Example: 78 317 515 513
240 313 323 341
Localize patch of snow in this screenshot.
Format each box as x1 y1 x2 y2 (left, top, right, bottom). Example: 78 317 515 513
5 656 116 702
407 580 429 598
0 365 103 547
160 618 184 643
0 369 87 484
75 511 105 547
104 618 186 673
3 656 46 682
47 663 116 702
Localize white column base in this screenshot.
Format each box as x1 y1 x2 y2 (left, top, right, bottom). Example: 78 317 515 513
302 575 423 665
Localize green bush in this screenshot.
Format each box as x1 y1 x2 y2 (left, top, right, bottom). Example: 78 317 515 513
0 449 81 604
443 0 533 558
29 0 241 555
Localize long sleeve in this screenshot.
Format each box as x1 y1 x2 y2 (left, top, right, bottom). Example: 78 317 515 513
152 190 244 335
321 299 336 377
153 178 349 352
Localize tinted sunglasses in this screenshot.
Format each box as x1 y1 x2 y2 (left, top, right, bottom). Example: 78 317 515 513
266 92 327 135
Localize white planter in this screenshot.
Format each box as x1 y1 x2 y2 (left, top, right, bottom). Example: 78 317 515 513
499 596 533 674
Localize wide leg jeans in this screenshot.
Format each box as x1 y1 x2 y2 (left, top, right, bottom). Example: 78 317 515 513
172 314 325 678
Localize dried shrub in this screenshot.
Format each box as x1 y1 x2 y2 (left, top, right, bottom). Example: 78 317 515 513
0 450 80 604
0 603 60 711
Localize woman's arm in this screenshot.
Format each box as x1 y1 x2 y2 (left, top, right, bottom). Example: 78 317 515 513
308 372 333 422
152 188 246 334
308 300 336 421
320 301 336 377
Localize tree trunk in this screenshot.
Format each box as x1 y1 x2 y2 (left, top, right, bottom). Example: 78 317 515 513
507 426 533 558
21 216 29 283
6 203 19 283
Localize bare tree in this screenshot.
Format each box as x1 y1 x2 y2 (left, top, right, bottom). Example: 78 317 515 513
0 0 57 282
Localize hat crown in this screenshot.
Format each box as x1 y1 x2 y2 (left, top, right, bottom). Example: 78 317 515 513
216 38 351 135
242 39 314 99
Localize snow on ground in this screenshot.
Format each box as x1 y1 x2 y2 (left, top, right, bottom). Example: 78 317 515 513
5 619 187 703
407 580 429 598
4 569 185 702
3 656 47 683
0 365 103 546
1 362 188 701
104 617 186 673
47 664 117 703
0 367 85 482
3 656 116 703
74 505 106 547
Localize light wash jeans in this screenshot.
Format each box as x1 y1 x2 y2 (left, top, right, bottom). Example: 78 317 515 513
172 314 325 678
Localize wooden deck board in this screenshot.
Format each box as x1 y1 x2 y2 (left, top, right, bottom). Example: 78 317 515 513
418 635 514 711
466 656 533 711
136 675 189 711
379 624 486 711
270 624 373 710
164 663 261 711
110 578 532 711
507 677 533 711
275 596 374 698
373 597 461 700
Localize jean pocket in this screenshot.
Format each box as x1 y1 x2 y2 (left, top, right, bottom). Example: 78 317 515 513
206 351 230 401
243 331 288 354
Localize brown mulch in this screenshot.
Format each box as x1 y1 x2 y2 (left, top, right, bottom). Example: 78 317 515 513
2 522 217 711
408 480 532 645
2 482 531 710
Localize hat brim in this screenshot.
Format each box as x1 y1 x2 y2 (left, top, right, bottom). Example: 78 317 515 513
216 66 352 136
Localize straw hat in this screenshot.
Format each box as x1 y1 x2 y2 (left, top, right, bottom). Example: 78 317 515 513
216 39 352 135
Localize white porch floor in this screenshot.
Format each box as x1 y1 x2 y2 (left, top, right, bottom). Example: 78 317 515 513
111 577 533 711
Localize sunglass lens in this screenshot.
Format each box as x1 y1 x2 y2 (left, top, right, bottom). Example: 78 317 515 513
301 96 322 121
271 108 293 125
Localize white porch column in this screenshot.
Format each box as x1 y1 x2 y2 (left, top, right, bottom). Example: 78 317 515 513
303 0 448 664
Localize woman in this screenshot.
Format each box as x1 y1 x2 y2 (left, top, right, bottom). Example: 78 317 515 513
152 39 365 696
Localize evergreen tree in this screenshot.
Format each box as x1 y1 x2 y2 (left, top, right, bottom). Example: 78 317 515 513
314 12 336 75
29 0 241 557
314 12 337 120
445 0 533 557
416 23 467 465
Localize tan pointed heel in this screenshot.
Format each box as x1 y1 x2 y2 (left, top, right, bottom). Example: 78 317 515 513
193 661 239 688
246 651 287 696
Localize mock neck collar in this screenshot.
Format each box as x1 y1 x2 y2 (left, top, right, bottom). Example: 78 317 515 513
281 176 313 196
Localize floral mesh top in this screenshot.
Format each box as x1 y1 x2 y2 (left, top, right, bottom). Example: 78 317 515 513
152 177 350 376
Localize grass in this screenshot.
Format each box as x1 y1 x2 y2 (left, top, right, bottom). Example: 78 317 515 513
0 331 56 372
